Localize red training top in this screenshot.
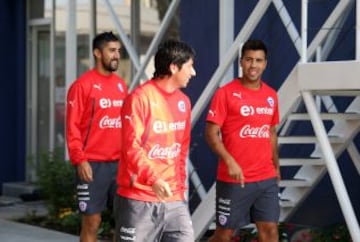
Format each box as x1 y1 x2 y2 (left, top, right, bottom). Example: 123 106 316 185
66 69 128 165
117 80 191 202
206 79 279 183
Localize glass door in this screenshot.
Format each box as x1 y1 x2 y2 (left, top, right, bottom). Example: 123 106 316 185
27 22 53 181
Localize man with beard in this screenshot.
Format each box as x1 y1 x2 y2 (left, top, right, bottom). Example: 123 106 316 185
66 31 128 242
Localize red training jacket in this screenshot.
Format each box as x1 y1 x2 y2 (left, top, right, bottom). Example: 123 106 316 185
66 69 128 165
117 80 191 202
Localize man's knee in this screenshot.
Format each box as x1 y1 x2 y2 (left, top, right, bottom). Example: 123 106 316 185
257 222 278 241
82 214 102 232
208 228 234 242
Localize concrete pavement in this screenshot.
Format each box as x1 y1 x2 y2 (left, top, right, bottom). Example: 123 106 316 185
0 219 79 242
0 196 79 242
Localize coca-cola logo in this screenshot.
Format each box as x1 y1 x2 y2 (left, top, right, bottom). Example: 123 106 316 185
148 143 181 159
99 115 122 128
239 124 270 138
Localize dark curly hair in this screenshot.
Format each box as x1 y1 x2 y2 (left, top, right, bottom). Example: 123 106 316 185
153 39 195 78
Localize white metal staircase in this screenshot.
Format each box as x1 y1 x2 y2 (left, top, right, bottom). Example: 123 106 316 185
277 61 360 223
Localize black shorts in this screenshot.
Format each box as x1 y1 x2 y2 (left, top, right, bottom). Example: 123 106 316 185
215 178 280 229
114 195 194 242
75 161 118 215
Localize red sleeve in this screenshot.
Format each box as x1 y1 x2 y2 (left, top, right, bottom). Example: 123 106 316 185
206 87 227 126
121 92 159 186
66 81 88 165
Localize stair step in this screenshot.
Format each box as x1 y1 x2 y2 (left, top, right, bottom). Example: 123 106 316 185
288 113 360 121
280 199 296 208
2 182 39 198
311 90 360 96
278 136 343 144
279 179 312 187
0 196 22 207
280 158 324 166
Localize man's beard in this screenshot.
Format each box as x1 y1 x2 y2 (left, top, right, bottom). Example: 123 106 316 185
103 59 119 72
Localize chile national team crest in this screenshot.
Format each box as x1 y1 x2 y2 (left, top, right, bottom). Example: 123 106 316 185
267 97 275 107
218 214 228 226
118 83 124 92
79 201 87 212
178 100 186 112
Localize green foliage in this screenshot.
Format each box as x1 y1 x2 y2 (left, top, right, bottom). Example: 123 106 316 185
59 212 81 235
98 209 114 239
230 223 351 242
21 209 40 224
310 224 351 242
37 148 76 218
32 148 114 239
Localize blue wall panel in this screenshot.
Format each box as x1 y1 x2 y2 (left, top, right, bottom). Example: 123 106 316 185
0 1 26 192
181 0 220 192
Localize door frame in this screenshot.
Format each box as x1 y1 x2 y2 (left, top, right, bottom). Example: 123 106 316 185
27 17 55 181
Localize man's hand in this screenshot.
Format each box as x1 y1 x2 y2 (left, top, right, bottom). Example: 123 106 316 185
275 166 281 183
77 161 93 183
152 179 173 201
226 158 245 187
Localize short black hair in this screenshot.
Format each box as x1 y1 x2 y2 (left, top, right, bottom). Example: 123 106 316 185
92 31 120 51
241 39 267 59
153 39 195 78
